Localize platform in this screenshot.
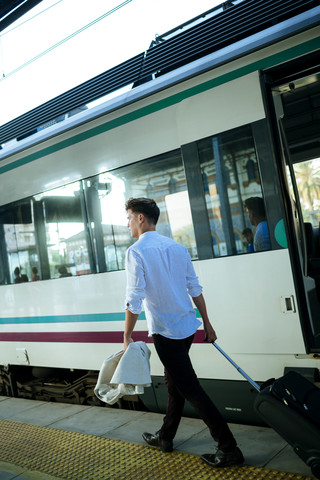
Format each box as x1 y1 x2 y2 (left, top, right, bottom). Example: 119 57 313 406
0 395 315 479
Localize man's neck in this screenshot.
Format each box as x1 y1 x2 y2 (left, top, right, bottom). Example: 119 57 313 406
138 225 156 238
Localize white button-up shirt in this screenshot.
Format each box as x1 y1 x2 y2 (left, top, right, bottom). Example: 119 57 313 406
124 231 202 339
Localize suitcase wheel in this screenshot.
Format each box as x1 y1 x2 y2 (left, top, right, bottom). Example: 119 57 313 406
310 460 320 479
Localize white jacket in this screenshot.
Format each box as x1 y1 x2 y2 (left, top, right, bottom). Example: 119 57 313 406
94 341 151 405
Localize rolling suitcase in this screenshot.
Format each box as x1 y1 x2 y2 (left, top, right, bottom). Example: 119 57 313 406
212 342 320 479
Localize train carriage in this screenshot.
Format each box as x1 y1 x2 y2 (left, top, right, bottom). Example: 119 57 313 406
0 0 319 424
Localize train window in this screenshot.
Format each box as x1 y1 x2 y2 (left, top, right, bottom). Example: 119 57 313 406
0 127 277 285
290 158 320 226
197 125 271 256
82 173 131 272
85 149 198 268
0 199 35 284
116 150 198 260
33 182 93 278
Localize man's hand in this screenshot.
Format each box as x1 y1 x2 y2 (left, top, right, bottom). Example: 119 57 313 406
203 323 217 343
123 335 133 352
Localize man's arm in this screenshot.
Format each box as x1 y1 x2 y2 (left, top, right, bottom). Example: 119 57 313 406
192 293 217 343
124 309 139 351
123 248 145 351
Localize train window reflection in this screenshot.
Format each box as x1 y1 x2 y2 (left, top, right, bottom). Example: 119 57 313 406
165 191 197 259
34 182 93 278
198 125 270 256
85 150 198 269
113 150 198 260
291 158 320 226
83 173 129 272
0 200 35 284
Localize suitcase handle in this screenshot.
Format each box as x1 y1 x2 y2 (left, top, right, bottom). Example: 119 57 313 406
212 342 261 392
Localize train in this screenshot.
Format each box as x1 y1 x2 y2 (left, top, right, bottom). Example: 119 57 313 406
0 0 319 425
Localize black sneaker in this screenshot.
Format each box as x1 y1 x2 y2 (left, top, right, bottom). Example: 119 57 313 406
201 447 244 467
142 431 173 453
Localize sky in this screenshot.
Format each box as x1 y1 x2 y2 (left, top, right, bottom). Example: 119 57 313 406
0 0 224 125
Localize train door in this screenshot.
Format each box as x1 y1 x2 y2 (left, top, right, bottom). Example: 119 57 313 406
266 68 320 352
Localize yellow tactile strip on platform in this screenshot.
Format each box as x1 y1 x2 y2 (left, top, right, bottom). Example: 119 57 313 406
0 420 313 480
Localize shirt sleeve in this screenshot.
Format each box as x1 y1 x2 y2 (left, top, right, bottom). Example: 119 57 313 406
185 251 203 297
123 248 146 314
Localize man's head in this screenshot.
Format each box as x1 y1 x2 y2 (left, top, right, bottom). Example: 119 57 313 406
244 197 266 226
125 197 160 238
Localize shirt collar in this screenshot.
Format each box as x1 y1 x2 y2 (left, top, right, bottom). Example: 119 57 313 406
138 230 158 240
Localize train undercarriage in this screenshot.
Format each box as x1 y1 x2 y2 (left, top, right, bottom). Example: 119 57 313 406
0 365 146 411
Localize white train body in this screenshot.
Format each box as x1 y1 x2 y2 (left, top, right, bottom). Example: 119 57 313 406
0 0 319 421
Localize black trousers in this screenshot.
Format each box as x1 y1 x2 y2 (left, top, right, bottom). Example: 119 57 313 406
153 333 237 453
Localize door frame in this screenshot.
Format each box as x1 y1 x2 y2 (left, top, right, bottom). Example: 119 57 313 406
259 54 320 352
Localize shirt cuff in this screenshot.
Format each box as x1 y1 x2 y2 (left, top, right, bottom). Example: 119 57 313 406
122 300 142 315
188 286 203 298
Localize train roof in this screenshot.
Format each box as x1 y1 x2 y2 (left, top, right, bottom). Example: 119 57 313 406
0 0 319 156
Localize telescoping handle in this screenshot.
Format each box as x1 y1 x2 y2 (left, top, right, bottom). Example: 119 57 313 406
212 342 260 392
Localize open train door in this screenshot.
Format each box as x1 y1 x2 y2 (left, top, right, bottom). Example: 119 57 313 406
263 58 320 353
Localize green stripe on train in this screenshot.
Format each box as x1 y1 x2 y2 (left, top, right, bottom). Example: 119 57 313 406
0 309 201 324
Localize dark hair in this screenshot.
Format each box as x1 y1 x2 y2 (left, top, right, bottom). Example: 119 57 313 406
244 197 266 219
125 197 160 225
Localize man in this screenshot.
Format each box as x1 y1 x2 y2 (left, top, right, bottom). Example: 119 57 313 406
123 197 244 468
244 197 271 252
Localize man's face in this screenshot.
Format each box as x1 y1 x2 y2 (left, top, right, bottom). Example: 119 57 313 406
127 209 140 238
247 209 257 226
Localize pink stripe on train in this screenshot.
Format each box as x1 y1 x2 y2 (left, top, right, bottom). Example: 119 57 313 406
0 330 205 343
